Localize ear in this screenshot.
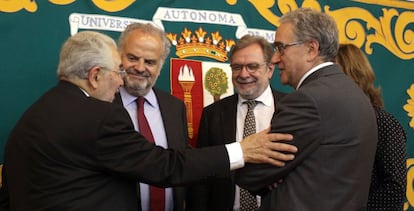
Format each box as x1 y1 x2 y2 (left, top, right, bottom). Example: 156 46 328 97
307 40 320 60
87 66 101 89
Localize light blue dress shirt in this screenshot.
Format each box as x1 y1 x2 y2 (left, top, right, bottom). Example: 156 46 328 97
119 87 173 211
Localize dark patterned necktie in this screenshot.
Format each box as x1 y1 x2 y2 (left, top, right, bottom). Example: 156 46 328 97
136 97 165 211
240 100 259 211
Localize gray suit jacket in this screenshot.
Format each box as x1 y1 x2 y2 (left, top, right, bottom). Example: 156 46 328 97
236 64 378 211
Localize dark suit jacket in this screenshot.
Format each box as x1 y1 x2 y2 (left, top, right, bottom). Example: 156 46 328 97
2 81 229 211
236 64 378 211
188 89 286 211
114 88 188 211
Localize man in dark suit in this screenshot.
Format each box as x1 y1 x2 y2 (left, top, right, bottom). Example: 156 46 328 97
236 8 378 210
115 23 189 211
0 31 298 211
189 35 288 210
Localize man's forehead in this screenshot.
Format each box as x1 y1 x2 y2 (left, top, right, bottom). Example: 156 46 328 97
274 23 293 40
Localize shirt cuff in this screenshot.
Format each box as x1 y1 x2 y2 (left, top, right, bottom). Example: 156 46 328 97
225 142 245 170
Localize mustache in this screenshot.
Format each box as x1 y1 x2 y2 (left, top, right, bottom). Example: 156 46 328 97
125 68 151 78
236 77 256 84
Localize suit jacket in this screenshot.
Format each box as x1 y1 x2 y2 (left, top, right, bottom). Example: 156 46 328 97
114 88 188 211
236 64 378 211
2 81 229 211
188 89 286 211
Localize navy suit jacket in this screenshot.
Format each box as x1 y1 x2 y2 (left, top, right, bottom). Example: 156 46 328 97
188 89 286 211
2 81 229 211
236 64 378 210
114 88 189 211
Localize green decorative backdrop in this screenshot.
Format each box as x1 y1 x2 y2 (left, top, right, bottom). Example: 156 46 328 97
1 0 413 209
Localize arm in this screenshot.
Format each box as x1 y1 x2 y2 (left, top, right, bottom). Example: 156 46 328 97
368 108 407 209
98 104 297 188
239 128 295 166
186 111 214 211
188 104 296 210
236 91 321 194
97 105 230 187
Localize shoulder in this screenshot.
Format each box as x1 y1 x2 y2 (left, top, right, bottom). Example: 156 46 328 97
90 97 131 120
203 94 237 112
271 89 288 100
374 107 402 127
374 106 407 140
153 88 185 106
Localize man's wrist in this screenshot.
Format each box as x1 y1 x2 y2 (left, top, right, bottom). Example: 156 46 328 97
225 142 245 170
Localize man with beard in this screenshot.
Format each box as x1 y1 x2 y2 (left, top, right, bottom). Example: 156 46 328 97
188 34 286 211
115 23 296 211
114 22 190 211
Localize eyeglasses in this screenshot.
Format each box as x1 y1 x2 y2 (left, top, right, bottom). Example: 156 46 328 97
272 41 305 55
101 67 126 77
230 62 268 73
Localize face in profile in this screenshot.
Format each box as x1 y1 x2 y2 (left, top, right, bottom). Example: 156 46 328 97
94 47 124 102
271 22 308 88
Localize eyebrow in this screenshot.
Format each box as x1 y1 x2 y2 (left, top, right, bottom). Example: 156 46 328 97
126 53 158 63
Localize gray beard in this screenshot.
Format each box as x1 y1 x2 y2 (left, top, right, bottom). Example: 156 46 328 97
123 77 158 97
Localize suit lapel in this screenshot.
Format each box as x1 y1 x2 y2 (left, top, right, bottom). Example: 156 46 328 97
221 95 239 144
154 89 179 148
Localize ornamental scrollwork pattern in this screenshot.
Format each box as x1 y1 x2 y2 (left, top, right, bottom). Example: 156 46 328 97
2 0 413 60
245 0 414 60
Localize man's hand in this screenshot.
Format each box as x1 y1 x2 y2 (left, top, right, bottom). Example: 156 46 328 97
240 127 296 166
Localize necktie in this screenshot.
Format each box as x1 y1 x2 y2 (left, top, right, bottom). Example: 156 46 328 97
136 97 165 211
240 100 259 211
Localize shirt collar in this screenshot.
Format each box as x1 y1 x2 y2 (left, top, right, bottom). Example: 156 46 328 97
119 87 157 109
238 85 273 107
79 88 90 97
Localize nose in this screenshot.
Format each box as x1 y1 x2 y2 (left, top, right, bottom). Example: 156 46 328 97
134 59 146 72
238 66 252 77
271 52 280 65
